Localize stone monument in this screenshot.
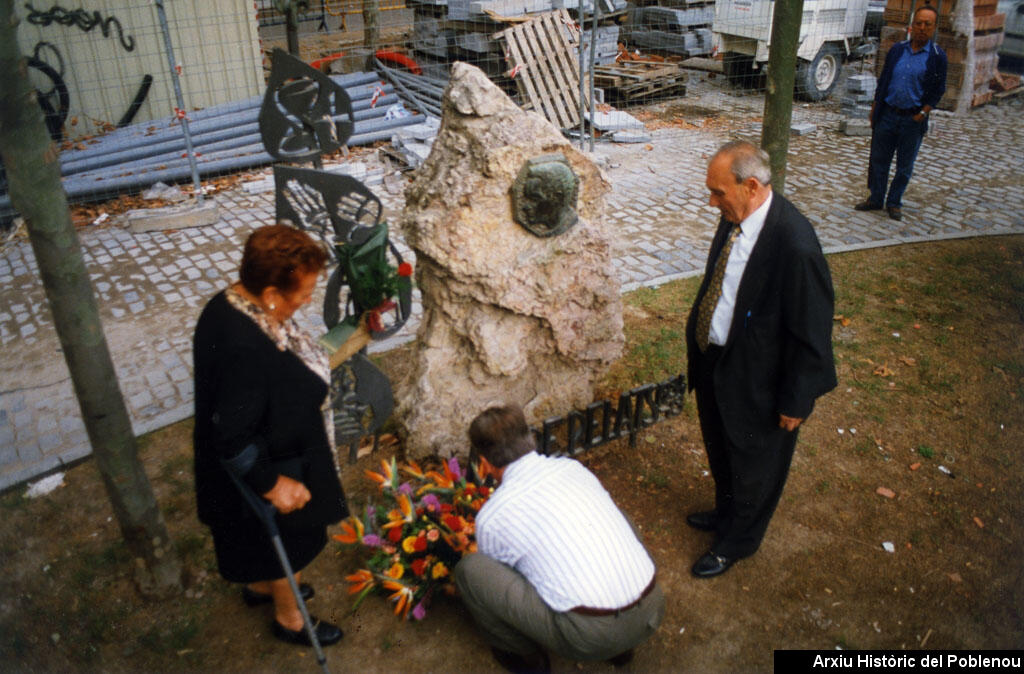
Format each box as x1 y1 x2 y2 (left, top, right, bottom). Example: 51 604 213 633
396 62 624 459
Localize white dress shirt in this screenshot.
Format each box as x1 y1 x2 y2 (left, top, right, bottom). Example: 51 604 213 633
475 451 655 612
708 191 773 346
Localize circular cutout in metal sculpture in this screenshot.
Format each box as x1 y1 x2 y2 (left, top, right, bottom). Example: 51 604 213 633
512 153 580 238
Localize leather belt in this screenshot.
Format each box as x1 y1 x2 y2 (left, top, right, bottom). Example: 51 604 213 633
892 106 921 116
570 575 656 617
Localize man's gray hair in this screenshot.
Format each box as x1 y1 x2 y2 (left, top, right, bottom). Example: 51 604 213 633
713 140 772 186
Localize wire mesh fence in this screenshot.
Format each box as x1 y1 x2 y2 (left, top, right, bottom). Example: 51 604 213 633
5 0 1005 230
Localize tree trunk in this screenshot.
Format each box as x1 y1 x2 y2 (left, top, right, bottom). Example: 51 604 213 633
761 0 804 195
285 5 301 57
362 0 380 71
0 1 182 598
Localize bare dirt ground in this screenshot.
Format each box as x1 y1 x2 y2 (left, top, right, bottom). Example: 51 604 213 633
1 236 1021 673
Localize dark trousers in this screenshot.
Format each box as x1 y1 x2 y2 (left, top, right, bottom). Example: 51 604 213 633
694 346 798 559
867 106 926 208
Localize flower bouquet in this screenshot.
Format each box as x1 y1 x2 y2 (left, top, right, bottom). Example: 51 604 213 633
334 456 492 620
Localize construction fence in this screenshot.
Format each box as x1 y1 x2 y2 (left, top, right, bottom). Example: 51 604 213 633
1 0 1018 228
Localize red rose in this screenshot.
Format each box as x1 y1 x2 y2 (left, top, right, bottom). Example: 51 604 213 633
411 558 427 577
398 262 413 277
443 514 463 532
414 534 428 552
387 526 403 543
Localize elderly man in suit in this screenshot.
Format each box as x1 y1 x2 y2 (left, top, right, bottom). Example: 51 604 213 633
684 141 837 578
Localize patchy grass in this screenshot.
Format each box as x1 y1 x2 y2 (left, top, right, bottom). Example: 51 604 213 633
1 236 1022 672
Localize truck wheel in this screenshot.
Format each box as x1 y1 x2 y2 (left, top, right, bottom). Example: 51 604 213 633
723 52 762 90
796 44 843 101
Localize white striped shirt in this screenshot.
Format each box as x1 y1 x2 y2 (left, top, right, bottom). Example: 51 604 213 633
475 451 656 612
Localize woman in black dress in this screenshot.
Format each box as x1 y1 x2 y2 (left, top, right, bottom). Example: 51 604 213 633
193 225 347 646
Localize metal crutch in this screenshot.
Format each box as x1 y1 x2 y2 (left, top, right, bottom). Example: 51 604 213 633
222 444 331 674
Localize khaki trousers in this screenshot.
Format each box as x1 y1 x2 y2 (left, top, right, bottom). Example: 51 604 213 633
454 552 664 662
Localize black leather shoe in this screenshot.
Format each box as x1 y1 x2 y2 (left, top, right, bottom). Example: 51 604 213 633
685 510 718 532
271 616 343 647
608 649 634 667
243 582 314 607
691 551 737 578
490 647 551 674
854 200 882 211
887 206 903 220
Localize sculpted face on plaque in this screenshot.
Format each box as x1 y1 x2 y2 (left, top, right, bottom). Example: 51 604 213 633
512 153 580 238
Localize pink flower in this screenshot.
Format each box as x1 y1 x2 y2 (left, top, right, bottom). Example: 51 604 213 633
412 601 427 620
421 493 441 512
362 534 382 547
447 456 463 481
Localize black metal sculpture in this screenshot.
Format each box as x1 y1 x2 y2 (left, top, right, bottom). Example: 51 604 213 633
260 49 411 461
259 48 354 167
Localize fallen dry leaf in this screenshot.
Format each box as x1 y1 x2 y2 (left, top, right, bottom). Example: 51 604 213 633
973 516 984 529
909 462 922 471
876 486 896 499
833 314 851 327
898 356 917 366
873 363 895 377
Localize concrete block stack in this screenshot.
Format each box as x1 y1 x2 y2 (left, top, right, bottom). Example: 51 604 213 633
579 25 621 71
413 13 453 59
840 73 877 135
878 0 1008 112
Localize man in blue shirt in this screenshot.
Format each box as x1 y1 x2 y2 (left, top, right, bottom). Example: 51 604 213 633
855 5 947 221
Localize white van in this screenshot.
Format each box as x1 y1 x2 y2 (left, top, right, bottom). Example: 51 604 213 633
713 0 874 100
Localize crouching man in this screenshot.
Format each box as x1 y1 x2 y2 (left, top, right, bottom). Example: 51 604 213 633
455 405 665 673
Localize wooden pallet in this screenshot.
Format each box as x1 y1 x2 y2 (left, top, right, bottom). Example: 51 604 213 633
593 61 685 102
496 10 590 130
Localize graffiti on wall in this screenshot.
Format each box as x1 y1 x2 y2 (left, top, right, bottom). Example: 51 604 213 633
22 5 150 140
24 2 137 52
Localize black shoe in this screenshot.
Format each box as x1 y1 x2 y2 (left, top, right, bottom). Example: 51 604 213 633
490 647 551 674
608 649 634 667
691 551 737 578
887 206 903 220
685 510 718 532
271 616 343 647
854 200 882 211
243 582 314 607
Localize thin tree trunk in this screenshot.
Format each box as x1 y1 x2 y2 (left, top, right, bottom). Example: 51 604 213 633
0 0 182 598
362 0 380 71
285 5 301 56
761 0 804 194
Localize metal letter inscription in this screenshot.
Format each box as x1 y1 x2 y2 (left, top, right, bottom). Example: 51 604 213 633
259 48 354 165
511 153 579 237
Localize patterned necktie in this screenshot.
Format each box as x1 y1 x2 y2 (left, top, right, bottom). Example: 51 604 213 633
696 224 742 352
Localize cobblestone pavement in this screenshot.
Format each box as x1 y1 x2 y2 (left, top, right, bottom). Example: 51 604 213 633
2 73 1022 491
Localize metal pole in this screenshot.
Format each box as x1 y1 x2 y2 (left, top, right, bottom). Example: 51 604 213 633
154 0 203 204
588 0 599 151
578 2 586 149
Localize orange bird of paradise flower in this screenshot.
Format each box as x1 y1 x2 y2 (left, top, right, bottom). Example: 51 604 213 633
380 492 414 532
332 516 365 544
366 457 398 490
402 460 426 480
381 579 416 619
345 569 375 594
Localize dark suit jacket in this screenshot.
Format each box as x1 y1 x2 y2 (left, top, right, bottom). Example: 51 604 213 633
685 192 837 446
193 291 347 531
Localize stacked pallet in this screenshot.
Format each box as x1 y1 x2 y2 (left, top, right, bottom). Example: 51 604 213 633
878 0 1006 111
